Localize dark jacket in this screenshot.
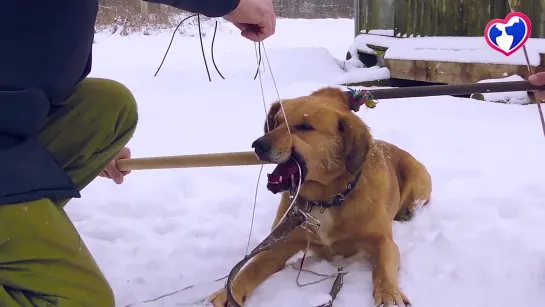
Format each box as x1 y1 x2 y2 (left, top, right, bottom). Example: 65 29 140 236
0 0 240 205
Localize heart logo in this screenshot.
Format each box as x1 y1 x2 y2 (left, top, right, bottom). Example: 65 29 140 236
484 11 532 56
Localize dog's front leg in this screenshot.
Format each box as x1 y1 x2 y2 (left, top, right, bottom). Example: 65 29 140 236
208 236 306 307
370 236 410 307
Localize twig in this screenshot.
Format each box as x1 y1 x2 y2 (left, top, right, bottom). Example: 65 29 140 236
315 268 345 307
123 275 228 307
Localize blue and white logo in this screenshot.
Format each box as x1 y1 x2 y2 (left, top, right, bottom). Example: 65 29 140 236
484 12 531 56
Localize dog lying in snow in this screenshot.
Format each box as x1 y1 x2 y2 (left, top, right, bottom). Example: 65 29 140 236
208 87 432 306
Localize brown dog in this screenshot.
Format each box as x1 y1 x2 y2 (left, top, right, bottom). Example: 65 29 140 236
208 87 432 306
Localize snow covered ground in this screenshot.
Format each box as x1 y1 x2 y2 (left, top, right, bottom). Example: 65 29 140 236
68 18 545 307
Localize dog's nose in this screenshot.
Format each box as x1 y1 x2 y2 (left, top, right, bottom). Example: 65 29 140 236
252 137 272 158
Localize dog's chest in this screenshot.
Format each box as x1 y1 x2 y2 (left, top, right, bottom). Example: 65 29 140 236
304 207 364 260
307 206 336 246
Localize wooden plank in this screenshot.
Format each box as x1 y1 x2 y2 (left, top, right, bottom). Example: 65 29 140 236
394 0 406 37
406 0 413 35
412 0 420 36
418 0 424 36
510 0 521 11
389 0 545 38
368 0 380 31
357 0 366 36
474 0 484 36
438 0 447 35
386 59 417 79
354 0 361 36
413 60 428 81
140 0 148 15
386 58 537 84
540 0 545 38
431 0 438 36
423 0 430 36
452 0 461 35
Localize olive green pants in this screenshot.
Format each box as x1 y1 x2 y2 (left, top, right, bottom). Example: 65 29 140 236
0 78 138 306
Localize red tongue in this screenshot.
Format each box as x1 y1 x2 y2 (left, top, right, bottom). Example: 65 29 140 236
266 158 299 194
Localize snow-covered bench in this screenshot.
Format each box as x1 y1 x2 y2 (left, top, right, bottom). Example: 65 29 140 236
347 33 544 84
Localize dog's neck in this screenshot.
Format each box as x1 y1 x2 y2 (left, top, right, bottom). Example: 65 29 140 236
295 169 362 209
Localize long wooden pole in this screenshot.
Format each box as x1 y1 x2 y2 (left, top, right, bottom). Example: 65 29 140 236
367 80 545 100
117 81 545 171
117 151 267 171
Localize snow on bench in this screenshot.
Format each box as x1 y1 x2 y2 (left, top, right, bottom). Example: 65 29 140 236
349 34 544 66
476 75 530 104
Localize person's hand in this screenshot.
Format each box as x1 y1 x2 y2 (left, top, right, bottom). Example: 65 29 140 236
223 0 276 42
99 147 131 184
528 72 545 101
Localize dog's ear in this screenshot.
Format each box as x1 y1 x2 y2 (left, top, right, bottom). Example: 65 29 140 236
264 101 281 133
338 114 372 174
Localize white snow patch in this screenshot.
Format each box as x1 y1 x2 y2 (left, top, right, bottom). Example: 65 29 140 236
367 29 395 36
261 47 345 83
336 66 391 85
385 46 540 65
309 293 332 306
477 75 531 104
341 56 365 72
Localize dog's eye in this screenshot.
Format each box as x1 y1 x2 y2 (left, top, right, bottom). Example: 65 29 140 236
294 123 313 131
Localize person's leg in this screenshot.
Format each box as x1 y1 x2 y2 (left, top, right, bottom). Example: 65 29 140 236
0 78 138 306
43 78 138 206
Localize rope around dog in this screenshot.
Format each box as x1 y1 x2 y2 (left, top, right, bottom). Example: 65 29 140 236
154 15 262 81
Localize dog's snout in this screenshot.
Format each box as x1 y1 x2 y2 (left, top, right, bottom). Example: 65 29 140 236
252 137 272 159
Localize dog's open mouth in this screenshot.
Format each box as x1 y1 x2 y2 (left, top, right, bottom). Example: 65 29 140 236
266 153 306 194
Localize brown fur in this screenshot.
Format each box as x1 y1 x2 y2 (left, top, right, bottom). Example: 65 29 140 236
209 87 432 306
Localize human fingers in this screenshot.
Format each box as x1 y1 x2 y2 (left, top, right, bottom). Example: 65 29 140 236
529 73 545 100
116 147 131 177
98 170 111 179
242 20 273 42
118 147 131 159
529 72 545 86
105 163 124 184
229 21 247 32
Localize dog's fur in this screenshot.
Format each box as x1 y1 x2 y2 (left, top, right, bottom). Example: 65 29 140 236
209 87 432 306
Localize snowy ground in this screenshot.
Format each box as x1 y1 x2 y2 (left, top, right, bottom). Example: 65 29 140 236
68 18 545 307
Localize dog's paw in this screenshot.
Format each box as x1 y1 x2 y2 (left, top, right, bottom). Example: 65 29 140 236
373 283 410 307
208 288 228 307
207 288 245 307
393 206 414 222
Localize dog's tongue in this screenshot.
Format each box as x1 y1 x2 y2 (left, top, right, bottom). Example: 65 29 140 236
266 158 300 194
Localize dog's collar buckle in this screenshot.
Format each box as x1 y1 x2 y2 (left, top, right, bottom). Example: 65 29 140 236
332 193 345 206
